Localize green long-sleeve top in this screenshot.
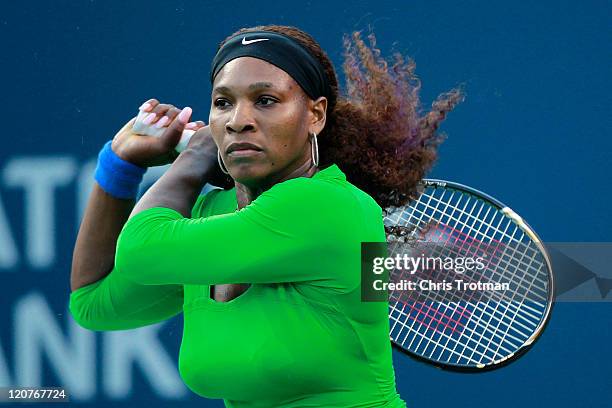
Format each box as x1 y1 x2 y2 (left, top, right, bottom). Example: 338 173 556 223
70 164 406 408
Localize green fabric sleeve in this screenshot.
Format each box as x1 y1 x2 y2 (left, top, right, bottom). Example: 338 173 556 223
115 178 360 290
69 273 183 331
68 193 212 331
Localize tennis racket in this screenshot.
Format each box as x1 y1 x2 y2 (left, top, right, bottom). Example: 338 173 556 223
383 179 554 371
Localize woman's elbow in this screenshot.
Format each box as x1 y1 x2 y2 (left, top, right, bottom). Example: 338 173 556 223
69 297 112 331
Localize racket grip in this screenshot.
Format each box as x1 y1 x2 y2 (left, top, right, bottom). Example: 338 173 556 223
133 110 195 153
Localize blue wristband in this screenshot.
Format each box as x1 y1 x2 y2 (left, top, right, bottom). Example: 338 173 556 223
94 141 146 199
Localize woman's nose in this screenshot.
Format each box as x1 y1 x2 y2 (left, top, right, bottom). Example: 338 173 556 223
225 103 256 134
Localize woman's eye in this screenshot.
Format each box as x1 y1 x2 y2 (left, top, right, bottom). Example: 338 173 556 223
214 99 231 108
257 96 277 106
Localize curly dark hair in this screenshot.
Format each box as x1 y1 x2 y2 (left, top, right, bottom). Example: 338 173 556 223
214 25 464 209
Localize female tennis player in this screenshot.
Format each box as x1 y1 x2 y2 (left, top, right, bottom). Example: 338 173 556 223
70 25 462 407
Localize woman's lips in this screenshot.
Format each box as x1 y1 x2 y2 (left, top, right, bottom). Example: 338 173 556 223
227 149 263 157
226 142 263 158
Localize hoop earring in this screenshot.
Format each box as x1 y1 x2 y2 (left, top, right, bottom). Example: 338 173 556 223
217 150 229 175
310 132 319 167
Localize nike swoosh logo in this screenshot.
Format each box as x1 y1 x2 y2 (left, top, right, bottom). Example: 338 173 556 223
241 37 269 45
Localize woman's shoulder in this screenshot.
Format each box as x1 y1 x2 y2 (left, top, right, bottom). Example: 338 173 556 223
192 164 383 226
261 164 383 229
311 164 383 216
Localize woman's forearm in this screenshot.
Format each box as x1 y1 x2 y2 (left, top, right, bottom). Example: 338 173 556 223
71 184 135 291
70 103 210 292
72 143 215 291
132 148 217 218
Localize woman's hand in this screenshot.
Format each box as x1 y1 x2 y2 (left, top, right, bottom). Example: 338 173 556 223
184 125 217 156
111 98 198 167
184 125 235 189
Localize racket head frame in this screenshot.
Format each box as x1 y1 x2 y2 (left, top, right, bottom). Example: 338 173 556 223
387 179 554 372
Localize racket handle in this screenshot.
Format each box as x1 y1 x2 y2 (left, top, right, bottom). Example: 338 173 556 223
133 110 195 153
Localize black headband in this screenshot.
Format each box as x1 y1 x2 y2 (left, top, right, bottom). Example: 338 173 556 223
210 31 331 101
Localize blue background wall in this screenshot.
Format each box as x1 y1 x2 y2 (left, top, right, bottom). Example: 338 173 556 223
0 1 609 407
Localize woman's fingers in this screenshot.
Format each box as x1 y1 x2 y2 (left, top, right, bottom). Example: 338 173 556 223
136 99 159 126
154 115 169 128
165 106 182 122
159 107 192 149
185 120 206 130
150 104 172 127
177 107 192 124
139 98 158 113
142 103 172 126
133 99 205 154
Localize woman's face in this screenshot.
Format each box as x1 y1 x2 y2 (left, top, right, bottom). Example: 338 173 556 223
209 57 326 188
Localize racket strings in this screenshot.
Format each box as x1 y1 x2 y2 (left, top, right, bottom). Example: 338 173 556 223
385 185 549 367
387 190 503 364
390 226 544 360
415 193 548 292
388 189 548 300
390 191 544 334
392 192 547 291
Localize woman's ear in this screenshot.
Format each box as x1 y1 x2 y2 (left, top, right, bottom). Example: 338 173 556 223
309 96 327 135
